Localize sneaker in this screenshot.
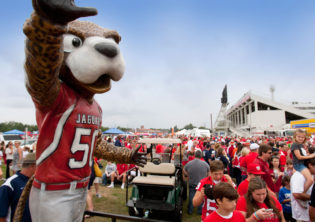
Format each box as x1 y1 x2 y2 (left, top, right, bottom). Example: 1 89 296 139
121 184 125 189
95 193 101 198
107 184 114 188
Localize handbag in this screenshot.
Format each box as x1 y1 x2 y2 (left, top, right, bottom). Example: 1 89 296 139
94 160 102 177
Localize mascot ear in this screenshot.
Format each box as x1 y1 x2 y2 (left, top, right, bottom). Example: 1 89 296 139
33 0 97 24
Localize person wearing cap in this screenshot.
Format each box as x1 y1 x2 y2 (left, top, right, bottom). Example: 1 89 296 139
240 143 259 180
0 153 36 222
237 163 265 196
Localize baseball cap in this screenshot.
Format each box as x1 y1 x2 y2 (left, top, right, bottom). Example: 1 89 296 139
23 153 36 164
247 163 265 175
250 143 259 150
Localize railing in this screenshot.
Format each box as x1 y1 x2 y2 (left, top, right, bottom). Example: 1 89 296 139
84 210 170 222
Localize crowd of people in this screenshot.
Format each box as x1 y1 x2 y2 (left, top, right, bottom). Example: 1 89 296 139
88 129 315 222
0 130 315 221
179 128 315 222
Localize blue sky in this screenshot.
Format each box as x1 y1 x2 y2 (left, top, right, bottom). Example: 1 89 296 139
1 0 315 129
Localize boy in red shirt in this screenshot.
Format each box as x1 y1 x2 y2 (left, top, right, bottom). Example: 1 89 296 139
193 160 235 221
204 182 245 222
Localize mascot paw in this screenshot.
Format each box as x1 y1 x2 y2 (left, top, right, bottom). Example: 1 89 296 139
33 0 97 24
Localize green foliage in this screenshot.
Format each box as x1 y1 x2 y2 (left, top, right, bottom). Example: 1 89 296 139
198 126 208 130
117 126 132 133
100 126 109 132
183 123 195 130
0 121 38 132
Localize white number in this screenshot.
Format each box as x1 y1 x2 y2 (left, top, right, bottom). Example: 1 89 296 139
69 128 98 169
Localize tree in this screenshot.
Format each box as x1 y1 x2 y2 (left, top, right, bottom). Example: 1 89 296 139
174 125 178 132
0 121 38 132
198 126 208 130
183 123 195 130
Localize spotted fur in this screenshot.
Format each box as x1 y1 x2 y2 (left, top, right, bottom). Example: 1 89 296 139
23 12 134 163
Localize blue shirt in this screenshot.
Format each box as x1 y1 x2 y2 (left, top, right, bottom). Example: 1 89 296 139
279 186 292 213
203 149 212 165
0 171 32 222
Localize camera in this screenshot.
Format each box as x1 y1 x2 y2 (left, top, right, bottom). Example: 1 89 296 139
204 184 214 199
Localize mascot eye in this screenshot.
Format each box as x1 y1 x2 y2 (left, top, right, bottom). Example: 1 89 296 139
63 34 83 52
72 38 82 47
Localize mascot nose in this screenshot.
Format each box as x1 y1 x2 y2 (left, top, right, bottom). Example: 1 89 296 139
94 42 118 58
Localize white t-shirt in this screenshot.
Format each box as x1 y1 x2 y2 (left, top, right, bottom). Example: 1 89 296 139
187 140 193 151
290 171 313 221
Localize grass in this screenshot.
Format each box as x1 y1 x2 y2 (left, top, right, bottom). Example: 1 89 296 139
87 184 200 222
0 163 201 221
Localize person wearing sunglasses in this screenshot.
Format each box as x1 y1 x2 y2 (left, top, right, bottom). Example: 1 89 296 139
253 144 277 193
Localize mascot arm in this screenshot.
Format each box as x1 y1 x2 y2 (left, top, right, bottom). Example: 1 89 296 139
94 133 147 167
23 0 97 110
94 141 147 167
94 141 133 164
23 13 65 109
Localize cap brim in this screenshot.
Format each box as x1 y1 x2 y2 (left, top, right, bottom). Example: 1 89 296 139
251 171 265 175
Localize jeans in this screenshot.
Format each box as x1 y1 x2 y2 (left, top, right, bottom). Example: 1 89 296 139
6 159 12 179
102 173 108 185
188 185 202 214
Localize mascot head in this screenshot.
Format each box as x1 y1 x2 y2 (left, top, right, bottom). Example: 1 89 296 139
59 20 125 98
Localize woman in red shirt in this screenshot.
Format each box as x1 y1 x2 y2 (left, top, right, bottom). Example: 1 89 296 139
236 177 285 222
268 156 284 194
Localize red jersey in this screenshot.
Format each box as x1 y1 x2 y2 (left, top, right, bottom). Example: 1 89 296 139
253 157 275 192
268 169 283 193
155 144 165 153
117 163 128 175
240 152 258 171
204 210 246 222
34 83 102 184
237 179 249 196
279 150 286 167
196 175 230 221
236 196 282 222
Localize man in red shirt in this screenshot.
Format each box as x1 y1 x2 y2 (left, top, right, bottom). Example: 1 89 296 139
278 142 289 168
253 144 275 192
237 163 265 196
240 143 259 179
116 163 128 189
204 183 245 222
193 160 235 221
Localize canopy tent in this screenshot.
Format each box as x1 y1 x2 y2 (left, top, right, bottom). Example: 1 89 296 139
175 129 187 136
175 128 211 137
3 129 25 135
103 128 126 134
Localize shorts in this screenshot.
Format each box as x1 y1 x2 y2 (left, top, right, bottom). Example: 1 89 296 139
293 163 306 172
94 177 102 183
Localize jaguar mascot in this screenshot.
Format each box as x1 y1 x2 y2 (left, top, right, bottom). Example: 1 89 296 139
14 0 146 221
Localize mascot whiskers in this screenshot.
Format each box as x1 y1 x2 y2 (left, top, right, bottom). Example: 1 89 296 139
14 0 147 221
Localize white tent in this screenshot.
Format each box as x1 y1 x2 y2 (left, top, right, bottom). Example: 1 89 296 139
175 128 210 137
175 129 187 136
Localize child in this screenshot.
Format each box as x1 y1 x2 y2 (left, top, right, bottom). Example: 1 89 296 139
284 159 294 177
278 176 295 222
291 129 315 193
204 182 245 222
102 161 117 187
269 156 284 194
